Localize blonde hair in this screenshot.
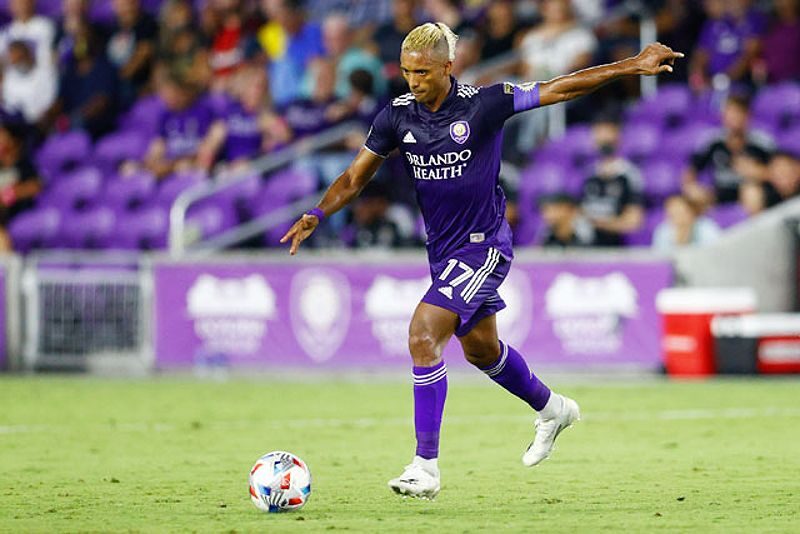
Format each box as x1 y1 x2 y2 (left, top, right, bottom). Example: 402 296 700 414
401 22 458 62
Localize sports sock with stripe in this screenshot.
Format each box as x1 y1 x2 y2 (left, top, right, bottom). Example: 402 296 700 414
479 341 551 411
412 361 448 460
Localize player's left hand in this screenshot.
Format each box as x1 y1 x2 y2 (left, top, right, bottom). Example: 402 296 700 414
280 214 320 255
634 42 684 76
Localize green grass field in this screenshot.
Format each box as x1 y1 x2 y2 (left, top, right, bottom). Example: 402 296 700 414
1 375 798 533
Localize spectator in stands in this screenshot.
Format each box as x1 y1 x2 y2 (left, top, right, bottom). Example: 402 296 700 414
309 13 385 100
515 0 597 143
739 179 767 216
764 151 800 207
538 192 596 248
0 0 56 71
54 0 98 69
517 0 597 81
652 195 721 253
371 0 417 73
257 0 324 107
305 0 393 35
422 0 472 36
107 0 158 104
143 69 215 178
204 0 251 92
2 39 57 124
41 23 119 139
477 0 519 61
282 58 338 139
758 0 800 84
580 117 645 247
325 68 382 128
157 0 211 89
198 66 290 170
0 123 41 251
682 94 774 206
653 0 707 82
346 180 416 249
689 0 763 91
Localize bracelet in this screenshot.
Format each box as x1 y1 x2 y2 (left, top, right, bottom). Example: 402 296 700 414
305 207 325 221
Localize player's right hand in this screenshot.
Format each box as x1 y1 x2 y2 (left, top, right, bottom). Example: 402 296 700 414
280 214 320 255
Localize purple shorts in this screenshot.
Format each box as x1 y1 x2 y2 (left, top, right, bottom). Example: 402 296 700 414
421 246 510 337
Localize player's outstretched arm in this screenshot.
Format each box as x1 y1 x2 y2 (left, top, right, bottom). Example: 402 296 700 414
280 147 384 255
536 42 684 107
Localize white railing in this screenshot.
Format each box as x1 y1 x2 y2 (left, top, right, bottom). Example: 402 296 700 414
168 121 362 256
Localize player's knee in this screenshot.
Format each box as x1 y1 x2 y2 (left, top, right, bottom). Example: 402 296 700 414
408 331 441 366
462 340 501 368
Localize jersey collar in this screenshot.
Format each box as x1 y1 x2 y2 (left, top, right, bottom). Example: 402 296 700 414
419 76 458 114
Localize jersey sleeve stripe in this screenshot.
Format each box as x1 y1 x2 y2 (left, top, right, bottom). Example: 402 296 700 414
363 145 388 158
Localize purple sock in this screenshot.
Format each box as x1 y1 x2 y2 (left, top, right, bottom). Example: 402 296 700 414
412 361 448 460
480 341 551 411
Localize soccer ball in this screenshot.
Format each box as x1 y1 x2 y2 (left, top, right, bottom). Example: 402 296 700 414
248 451 312 513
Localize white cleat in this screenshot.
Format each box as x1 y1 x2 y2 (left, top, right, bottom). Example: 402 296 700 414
522 394 581 467
388 458 441 499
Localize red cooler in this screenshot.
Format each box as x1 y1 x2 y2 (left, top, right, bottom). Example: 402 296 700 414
656 288 757 377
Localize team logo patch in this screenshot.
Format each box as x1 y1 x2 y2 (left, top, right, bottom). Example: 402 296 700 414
449 121 470 145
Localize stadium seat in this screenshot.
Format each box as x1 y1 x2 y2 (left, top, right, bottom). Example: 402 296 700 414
661 122 718 163
641 158 683 204
186 198 239 241
778 127 800 156
628 84 691 128
519 161 583 197
37 167 103 212
752 82 800 131
535 125 596 168
154 170 208 207
624 207 665 247
114 207 169 250
8 207 62 253
118 96 164 139
619 122 662 163
35 130 92 180
61 207 117 249
103 172 157 212
92 131 151 176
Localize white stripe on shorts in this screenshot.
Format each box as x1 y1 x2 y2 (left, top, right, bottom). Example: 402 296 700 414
460 248 497 302
463 248 500 303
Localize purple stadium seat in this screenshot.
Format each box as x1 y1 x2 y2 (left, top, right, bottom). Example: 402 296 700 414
61 207 117 249
619 123 661 163
513 208 543 246
186 198 239 240
753 82 800 130
93 131 150 176
103 172 157 212
777 127 800 156
118 95 164 138
536 125 596 167
707 204 748 229
624 208 665 247
214 173 262 219
88 1 115 24
661 122 718 163
154 170 208 206
641 159 682 203
38 167 103 211
628 84 691 128
114 207 169 250
519 161 583 197
35 130 92 180
248 169 318 217
8 208 62 253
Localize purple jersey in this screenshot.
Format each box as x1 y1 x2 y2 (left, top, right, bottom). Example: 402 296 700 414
159 98 215 159
223 100 262 161
365 77 540 264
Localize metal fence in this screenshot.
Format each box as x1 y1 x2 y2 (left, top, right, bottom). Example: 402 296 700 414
20 253 153 372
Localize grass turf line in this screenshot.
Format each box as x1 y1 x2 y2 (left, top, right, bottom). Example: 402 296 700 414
0 377 798 533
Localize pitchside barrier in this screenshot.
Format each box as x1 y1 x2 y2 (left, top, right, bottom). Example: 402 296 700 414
4 194 800 374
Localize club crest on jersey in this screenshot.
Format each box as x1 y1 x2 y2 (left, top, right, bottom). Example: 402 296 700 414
449 121 470 145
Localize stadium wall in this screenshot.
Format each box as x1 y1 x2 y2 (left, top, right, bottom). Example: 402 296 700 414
674 197 800 313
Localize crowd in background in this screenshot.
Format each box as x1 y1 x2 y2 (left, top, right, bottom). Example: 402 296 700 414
0 0 797 252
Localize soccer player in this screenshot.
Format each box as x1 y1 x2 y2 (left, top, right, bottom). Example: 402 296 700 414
282 22 682 499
